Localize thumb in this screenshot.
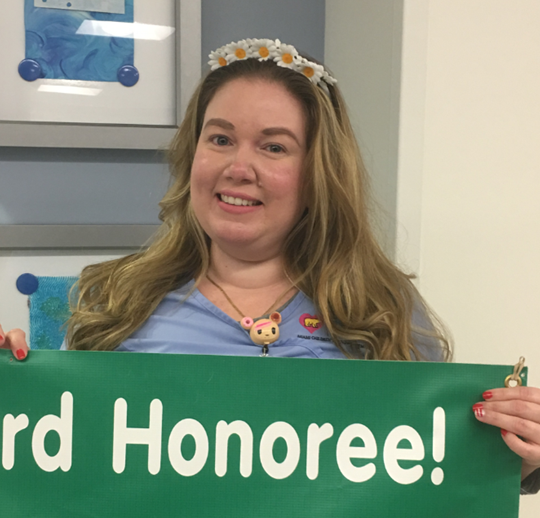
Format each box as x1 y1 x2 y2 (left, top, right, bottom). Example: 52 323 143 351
0 326 30 361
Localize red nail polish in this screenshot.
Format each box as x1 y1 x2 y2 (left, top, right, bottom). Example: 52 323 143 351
472 403 485 418
501 429 508 437
483 391 493 400
15 349 26 361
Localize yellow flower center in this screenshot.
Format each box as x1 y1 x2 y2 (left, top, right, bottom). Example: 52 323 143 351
235 48 247 59
218 57 227 66
303 67 315 78
282 53 293 64
258 47 269 58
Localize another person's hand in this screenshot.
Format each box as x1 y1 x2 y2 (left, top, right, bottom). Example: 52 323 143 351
473 387 540 480
0 325 29 361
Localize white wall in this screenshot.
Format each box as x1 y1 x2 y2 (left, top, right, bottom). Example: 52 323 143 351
328 0 539 513
398 0 540 373
397 2 540 515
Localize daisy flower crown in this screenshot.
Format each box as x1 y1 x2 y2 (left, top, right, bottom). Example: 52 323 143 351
208 38 337 93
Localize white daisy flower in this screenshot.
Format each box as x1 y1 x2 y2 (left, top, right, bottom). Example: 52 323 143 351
208 49 228 71
225 40 250 62
295 58 325 85
207 39 336 96
274 43 299 68
249 38 277 61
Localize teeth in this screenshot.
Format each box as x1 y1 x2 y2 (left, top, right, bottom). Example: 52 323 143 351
220 194 259 207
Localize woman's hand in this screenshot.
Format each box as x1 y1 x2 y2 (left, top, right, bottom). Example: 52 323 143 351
473 387 540 480
0 325 29 361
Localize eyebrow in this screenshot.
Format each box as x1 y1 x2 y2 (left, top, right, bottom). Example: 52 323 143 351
261 127 302 147
203 118 303 147
203 118 235 131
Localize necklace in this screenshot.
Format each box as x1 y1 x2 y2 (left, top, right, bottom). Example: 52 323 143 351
206 274 295 356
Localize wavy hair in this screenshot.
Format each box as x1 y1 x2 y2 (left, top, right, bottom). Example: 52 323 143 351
66 58 451 361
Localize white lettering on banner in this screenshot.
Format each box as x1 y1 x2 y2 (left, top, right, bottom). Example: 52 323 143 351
336 424 378 482
0 395 446 485
168 419 209 476
215 420 253 477
431 407 446 485
259 422 301 479
2 414 30 470
383 426 425 484
306 423 334 480
31 391 73 472
112 398 163 475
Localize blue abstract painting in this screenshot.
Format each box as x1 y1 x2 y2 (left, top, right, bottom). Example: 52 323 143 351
29 276 78 350
24 0 134 82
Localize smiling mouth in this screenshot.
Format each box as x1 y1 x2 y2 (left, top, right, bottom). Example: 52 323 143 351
219 194 262 207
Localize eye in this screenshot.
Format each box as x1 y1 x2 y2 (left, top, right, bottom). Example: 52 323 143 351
265 144 284 154
272 327 276 335
257 329 262 335
212 135 230 146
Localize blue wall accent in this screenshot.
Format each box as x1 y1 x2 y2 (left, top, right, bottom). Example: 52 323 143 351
201 0 325 67
0 148 169 224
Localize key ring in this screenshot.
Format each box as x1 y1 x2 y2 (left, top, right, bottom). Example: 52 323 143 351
504 356 525 387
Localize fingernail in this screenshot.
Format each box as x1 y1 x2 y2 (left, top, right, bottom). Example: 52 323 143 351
473 403 485 418
483 391 493 400
15 349 26 361
501 429 508 437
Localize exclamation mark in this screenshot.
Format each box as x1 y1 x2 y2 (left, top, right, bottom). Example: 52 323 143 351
431 407 445 485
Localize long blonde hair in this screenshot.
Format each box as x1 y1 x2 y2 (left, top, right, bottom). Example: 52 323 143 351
66 58 451 361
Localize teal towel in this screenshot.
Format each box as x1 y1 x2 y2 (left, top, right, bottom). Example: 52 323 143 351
29 277 78 350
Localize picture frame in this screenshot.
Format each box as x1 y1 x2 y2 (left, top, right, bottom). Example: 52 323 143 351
0 225 160 250
0 0 200 249
0 0 201 150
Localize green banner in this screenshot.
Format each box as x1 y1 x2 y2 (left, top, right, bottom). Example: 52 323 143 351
0 350 524 517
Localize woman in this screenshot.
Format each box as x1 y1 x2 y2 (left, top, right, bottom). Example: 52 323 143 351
1 38 538 490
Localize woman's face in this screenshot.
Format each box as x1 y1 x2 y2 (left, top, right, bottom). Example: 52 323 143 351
190 78 307 261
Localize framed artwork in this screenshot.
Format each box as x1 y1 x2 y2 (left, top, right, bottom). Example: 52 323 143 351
0 225 160 249
0 0 201 149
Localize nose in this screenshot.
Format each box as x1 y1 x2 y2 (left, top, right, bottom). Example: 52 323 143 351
224 145 257 183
